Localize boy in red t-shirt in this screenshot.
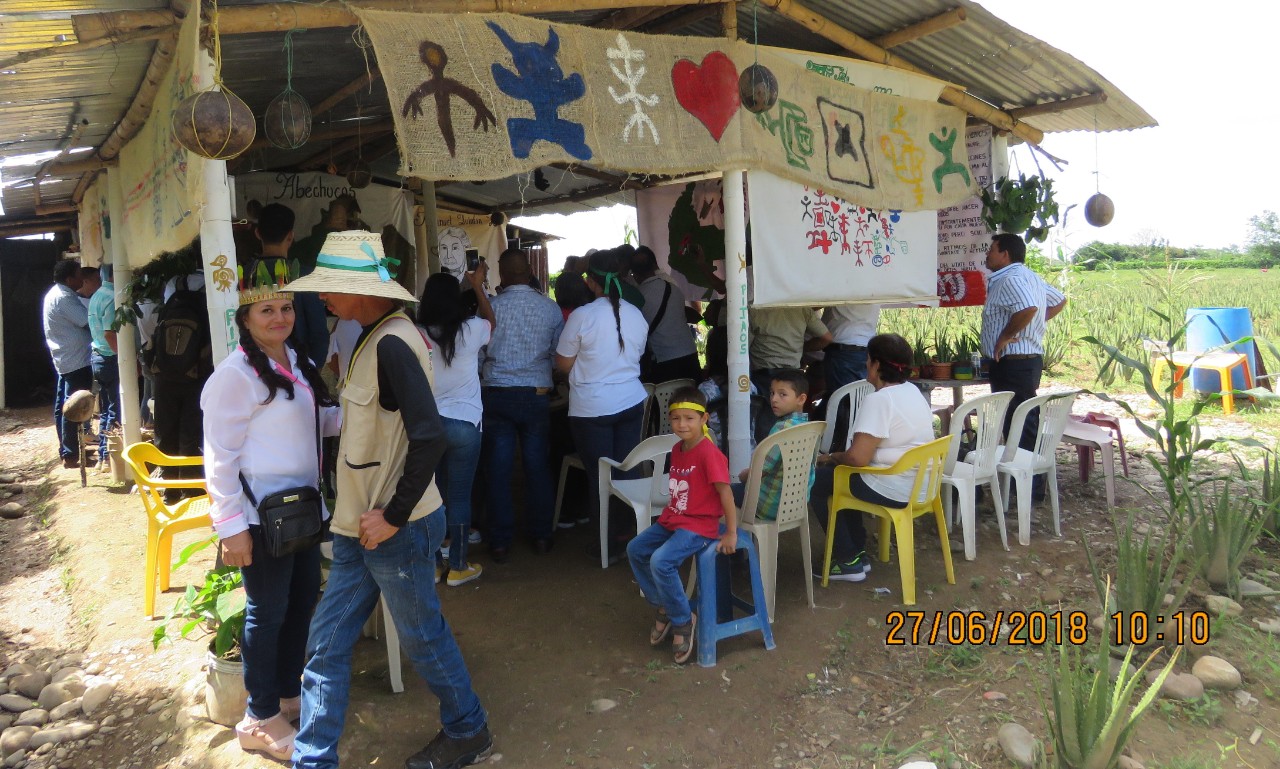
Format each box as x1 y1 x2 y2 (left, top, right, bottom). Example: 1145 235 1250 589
626 387 737 664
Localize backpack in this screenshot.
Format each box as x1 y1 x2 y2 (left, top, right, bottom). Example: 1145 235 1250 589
145 276 210 383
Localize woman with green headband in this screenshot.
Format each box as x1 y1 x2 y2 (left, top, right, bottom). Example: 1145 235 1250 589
555 247 649 563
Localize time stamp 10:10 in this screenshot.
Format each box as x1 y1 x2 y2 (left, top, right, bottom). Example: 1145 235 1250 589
885 610 1211 647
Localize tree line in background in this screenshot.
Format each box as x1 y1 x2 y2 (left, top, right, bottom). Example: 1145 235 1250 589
1065 210 1280 270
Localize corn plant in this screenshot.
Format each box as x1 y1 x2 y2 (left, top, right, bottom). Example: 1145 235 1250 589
1086 511 1194 648
1187 475 1270 598
1042 638 1179 769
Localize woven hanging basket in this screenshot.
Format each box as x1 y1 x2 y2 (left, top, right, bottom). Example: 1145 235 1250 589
171 86 256 160
264 90 312 150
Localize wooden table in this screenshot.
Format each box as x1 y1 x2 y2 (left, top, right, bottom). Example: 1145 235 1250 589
916 377 990 432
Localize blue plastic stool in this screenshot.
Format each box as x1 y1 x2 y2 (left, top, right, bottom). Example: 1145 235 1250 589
691 529 776 668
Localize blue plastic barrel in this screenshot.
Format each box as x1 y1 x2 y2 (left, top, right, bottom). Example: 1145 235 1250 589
1184 307 1256 392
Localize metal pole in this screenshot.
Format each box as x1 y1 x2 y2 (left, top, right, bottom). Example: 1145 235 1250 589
723 170 750 475
107 170 143 446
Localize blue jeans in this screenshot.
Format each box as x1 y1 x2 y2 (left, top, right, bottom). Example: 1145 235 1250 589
570 401 645 538
439 417 482 570
91 353 121 459
481 389 554 548
53 366 92 459
239 525 321 720
294 512 487 769
824 345 868 392
627 523 714 627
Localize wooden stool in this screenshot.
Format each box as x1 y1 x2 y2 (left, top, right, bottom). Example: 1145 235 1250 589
1151 351 1253 414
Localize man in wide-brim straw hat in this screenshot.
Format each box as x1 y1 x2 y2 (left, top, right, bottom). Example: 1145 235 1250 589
285 230 493 769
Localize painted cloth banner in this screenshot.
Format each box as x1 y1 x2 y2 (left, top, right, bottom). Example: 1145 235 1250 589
355 9 975 212
436 210 506 282
635 178 726 303
747 171 937 307
771 48 946 102
117 7 204 267
78 175 110 267
935 125 994 306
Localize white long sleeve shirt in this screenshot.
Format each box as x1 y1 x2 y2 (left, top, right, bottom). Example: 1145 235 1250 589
201 346 341 539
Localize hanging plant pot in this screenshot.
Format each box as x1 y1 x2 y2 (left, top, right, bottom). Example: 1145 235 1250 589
738 64 778 114
1084 192 1115 227
171 87 256 160
979 173 1060 244
264 90 312 150
346 161 372 189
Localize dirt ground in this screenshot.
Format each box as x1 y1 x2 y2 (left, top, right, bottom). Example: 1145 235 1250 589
1 392 1279 769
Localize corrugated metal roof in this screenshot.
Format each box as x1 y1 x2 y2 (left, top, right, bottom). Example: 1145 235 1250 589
1 0 1153 229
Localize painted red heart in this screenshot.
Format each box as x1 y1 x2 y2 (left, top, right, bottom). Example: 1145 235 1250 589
671 52 740 142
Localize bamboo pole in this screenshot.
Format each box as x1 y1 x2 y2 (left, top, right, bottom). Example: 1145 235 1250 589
311 69 382 119
872 7 966 49
721 1 738 38
98 32 179 162
74 0 729 44
756 0 1043 145
0 26 167 71
1008 91 1107 120
47 157 113 177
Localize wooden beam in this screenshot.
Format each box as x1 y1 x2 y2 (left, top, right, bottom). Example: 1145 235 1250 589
46 157 114 177
0 218 77 238
0 26 164 71
35 202 78 216
757 0 1043 145
496 181 629 213
311 69 382 119
872 8 966 49
721 1 737 38
74 0 730 44
227 119 394 173
1008 91 1107 120
98 32 178 161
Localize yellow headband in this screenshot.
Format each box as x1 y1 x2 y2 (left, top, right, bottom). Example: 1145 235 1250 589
669 401 713 442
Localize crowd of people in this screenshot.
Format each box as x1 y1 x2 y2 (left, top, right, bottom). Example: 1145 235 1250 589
40 210 1064 767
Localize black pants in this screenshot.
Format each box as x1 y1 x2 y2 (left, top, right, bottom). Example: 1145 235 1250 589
641 351 701 385
809 466 905 562
153 378 204 483
988 355 1043 452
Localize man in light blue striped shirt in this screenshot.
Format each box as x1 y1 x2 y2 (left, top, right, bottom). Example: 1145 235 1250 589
981 234 1066 462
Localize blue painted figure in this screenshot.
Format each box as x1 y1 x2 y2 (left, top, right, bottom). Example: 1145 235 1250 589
486 22 592 160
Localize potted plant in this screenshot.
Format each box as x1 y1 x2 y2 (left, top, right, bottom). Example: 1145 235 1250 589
979 173 1060 243
952 333 979 380
152 537 247 727
912 335 933 379
931 331 954 380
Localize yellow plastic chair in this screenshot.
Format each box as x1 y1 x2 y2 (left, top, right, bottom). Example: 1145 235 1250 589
123 442 212 618
824 436 953 605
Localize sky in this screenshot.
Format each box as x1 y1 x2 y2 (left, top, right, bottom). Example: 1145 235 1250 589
518 1 1280 268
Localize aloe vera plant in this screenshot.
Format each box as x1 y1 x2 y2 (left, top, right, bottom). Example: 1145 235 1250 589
1043 635 1180 769
1086 511 1194 648
1187 476 1269 597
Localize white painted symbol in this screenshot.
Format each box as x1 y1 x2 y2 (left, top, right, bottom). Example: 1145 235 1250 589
606 33 660 145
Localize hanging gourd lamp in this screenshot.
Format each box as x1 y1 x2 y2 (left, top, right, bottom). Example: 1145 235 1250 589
738 63 778 114
1084 192 1115 227
171 0 256 160
264 30 312 150
346 161 372 189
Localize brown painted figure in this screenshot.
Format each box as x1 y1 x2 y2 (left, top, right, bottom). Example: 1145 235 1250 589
402 41 497 157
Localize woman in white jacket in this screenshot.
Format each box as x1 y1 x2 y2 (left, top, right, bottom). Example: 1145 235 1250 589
200 271 340 761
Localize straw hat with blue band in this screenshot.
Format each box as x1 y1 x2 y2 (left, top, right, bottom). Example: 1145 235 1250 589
281 230 416 303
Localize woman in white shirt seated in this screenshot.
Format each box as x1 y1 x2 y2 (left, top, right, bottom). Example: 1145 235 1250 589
555 247 649 562
417 264 495 587
810 333 934 582
201 280 341 761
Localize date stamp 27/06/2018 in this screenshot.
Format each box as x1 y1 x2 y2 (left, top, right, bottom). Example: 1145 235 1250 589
884 610 1211 647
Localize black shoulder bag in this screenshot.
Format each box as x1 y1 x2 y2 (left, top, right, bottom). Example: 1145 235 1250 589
238 388 325 558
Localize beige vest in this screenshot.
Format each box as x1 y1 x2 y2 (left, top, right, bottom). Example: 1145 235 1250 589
331 312 442 537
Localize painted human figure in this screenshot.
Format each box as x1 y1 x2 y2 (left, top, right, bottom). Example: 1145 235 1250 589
437 226 470 280
486 22 592 160
402 41 497 157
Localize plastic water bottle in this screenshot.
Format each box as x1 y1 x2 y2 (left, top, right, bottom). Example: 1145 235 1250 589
971 352 983 377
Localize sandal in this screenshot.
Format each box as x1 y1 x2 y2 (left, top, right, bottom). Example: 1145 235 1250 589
649 612 672 646
672 614 697 665
236 712 296 761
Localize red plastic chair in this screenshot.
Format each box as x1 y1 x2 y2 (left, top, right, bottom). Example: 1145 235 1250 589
1069 412 1128 483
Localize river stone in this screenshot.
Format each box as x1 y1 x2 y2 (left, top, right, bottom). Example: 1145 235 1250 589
47 700 79 722
0 696 32 714
13 710 46 728
1257 617 1280 634
0 666 34 683
0 726 37 757
1204 595 1243 617
0 503 21 520
0 474 15 484
898 763 939 769
1116 756 1144 769
1238 579 1278 597
79 680 115 716
48 670 81 687
1234 690 1260 712
996 723 1041 768
1192 656 1241 690
27 721 94 748
9 674 48 701
35 684 79 712
50 656 82 674
1 749 23 768
1159 672 1205 701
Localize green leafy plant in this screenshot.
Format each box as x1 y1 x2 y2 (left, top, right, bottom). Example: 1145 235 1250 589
151 537 245 660
1187 476 1269 597
951 331 979 362
932 329 956 364
1042 638 1179 769
1087 513 1194 649
980 173 1060 243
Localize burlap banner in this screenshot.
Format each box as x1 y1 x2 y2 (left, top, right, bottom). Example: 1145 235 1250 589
355 9 974 212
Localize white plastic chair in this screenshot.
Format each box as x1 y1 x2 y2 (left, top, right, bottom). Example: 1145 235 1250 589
646 378 695 437
321 541 403 693
940 391 1013 560
997 391 1079 546
552 454 586 529
1061 420 1117 507
819 380 875 453
737 420 825 621
596 434 681 569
